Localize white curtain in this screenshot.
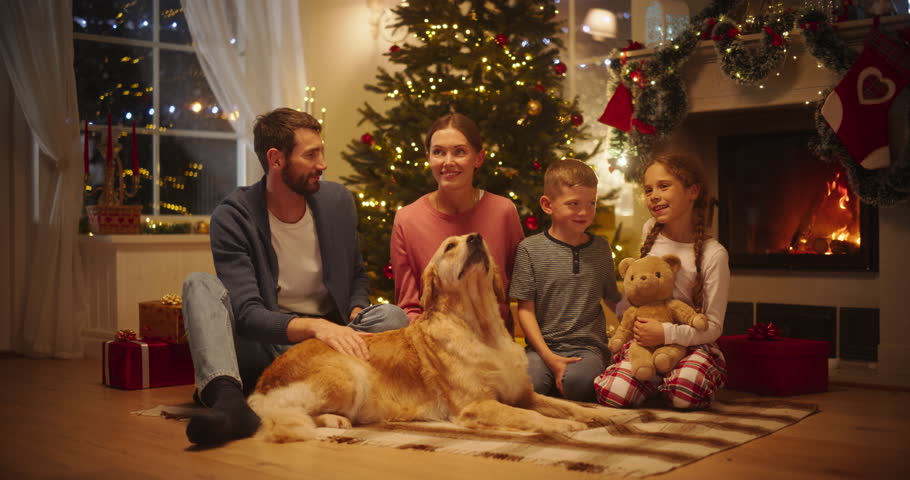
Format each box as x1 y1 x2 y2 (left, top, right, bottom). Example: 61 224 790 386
0 1 87 357
181 0 310 176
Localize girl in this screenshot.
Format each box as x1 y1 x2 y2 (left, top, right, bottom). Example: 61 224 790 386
391 113 525 332
593 153 730 409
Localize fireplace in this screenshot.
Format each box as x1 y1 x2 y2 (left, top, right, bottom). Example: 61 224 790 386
717 130 878 272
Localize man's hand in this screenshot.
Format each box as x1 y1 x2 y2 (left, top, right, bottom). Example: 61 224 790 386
348 306 364 323
633 317 665 347
542 352 581 398
313 322 372 360
289 317 372 360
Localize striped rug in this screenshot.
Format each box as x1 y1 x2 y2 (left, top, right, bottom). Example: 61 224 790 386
136 398 818 477
313 398 818 477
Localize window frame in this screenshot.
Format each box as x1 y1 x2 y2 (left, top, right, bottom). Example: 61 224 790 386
73 0 242 219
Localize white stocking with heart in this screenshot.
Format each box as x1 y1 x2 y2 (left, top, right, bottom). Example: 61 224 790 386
821 29 910 170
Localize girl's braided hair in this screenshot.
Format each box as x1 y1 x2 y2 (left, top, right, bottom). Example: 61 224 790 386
639 154 710 313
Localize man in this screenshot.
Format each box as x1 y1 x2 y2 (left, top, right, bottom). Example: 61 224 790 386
182 108 407 445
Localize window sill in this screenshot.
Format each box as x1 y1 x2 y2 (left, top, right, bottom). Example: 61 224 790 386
80 233 210 246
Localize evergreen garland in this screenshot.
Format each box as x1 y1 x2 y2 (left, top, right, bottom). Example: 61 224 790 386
713 9 796 85
798 9 858 75
599 1 909 206
606 0 742 181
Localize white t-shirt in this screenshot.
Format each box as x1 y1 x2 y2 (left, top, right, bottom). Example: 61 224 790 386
617 218 730 346
269 207 332 316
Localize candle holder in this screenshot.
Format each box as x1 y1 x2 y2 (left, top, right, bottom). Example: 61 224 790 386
84 126 143 235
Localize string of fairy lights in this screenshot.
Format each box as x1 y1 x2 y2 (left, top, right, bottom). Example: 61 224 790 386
591 0 867 183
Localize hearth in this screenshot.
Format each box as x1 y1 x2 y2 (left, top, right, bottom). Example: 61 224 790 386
717 130 878 271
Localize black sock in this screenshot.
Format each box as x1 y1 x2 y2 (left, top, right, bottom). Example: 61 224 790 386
186 376 260 445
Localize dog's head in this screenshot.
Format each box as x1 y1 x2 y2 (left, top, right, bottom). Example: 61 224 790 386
420 233 505 313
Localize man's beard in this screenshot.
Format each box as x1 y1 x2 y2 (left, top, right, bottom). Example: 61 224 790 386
281 164 320 195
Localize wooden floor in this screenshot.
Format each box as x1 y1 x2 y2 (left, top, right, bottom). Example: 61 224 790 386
1 355 908 479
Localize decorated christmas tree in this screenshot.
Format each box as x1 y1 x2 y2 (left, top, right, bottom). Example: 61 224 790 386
342 0 597 302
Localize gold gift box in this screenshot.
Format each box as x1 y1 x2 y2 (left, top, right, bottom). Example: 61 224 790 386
138 301 186 343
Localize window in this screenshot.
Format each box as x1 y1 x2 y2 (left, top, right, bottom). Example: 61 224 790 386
554 1 636 212
74 0 239 216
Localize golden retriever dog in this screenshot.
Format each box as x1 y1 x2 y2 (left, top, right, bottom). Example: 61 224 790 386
247 233 622 442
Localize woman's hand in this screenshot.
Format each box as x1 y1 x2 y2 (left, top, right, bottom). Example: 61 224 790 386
542 352 582 398
633 317 665 347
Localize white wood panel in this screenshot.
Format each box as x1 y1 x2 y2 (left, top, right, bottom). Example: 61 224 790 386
80 234 214 357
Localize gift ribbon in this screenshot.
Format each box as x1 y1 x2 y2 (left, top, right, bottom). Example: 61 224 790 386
747 322 781 340
103 339 150 388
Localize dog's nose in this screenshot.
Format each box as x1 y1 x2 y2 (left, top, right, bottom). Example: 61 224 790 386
467 233 482 244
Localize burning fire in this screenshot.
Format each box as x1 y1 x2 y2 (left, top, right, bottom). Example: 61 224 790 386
827 173 851 210
792 172 861 255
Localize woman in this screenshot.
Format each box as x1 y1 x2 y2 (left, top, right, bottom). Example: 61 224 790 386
391 113 525 332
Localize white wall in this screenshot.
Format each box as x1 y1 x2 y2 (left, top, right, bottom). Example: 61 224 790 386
299 0 398 185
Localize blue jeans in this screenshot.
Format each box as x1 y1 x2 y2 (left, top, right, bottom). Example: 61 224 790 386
526 347 607 403
182 272 408 403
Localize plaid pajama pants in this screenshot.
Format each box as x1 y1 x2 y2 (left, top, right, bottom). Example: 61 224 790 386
593 341 727 410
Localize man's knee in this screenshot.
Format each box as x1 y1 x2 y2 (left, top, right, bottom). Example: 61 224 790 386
183 272 223 298
352 304 408 333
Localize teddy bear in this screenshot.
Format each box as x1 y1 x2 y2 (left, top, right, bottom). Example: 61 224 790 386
607 254 708 381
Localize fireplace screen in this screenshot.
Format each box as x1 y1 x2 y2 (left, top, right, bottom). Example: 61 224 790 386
717 131 877 271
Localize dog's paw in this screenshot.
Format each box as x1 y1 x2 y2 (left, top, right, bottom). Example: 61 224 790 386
314 413 353 429
538 418 587 433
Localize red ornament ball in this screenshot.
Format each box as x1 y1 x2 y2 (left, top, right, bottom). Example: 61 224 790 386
553 62 567 75
533 161 542 170
389 45 401 53
360 133 375 146
524 215 539 230
494 34 508 46
534 83 546 93
571 113 583 127
383 263 394 279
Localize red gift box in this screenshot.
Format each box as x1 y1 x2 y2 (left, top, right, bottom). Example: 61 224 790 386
716 335 829 396
102 339 195 390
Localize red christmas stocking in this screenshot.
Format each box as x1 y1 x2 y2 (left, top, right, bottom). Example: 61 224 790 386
598 82 633 132
821 28 910 170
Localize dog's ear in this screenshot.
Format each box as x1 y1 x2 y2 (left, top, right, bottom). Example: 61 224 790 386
489 258 506 304
420 262 440 308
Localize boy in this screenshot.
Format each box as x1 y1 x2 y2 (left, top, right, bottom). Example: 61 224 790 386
509 159 621 402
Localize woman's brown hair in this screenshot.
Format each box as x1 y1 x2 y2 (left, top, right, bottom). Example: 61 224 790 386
424 113 483 153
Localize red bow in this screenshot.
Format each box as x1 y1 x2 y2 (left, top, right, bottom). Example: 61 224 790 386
116 329 138 342
747 322 781 340
632 118 656 135
629 68 647 88
763 26 784 47
620 41 644 65
700 18 718 40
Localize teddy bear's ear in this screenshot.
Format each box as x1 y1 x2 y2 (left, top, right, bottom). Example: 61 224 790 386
662 254 682 273
619 257 635 277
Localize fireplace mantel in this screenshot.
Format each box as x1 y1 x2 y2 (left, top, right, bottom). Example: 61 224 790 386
623 15 910 114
